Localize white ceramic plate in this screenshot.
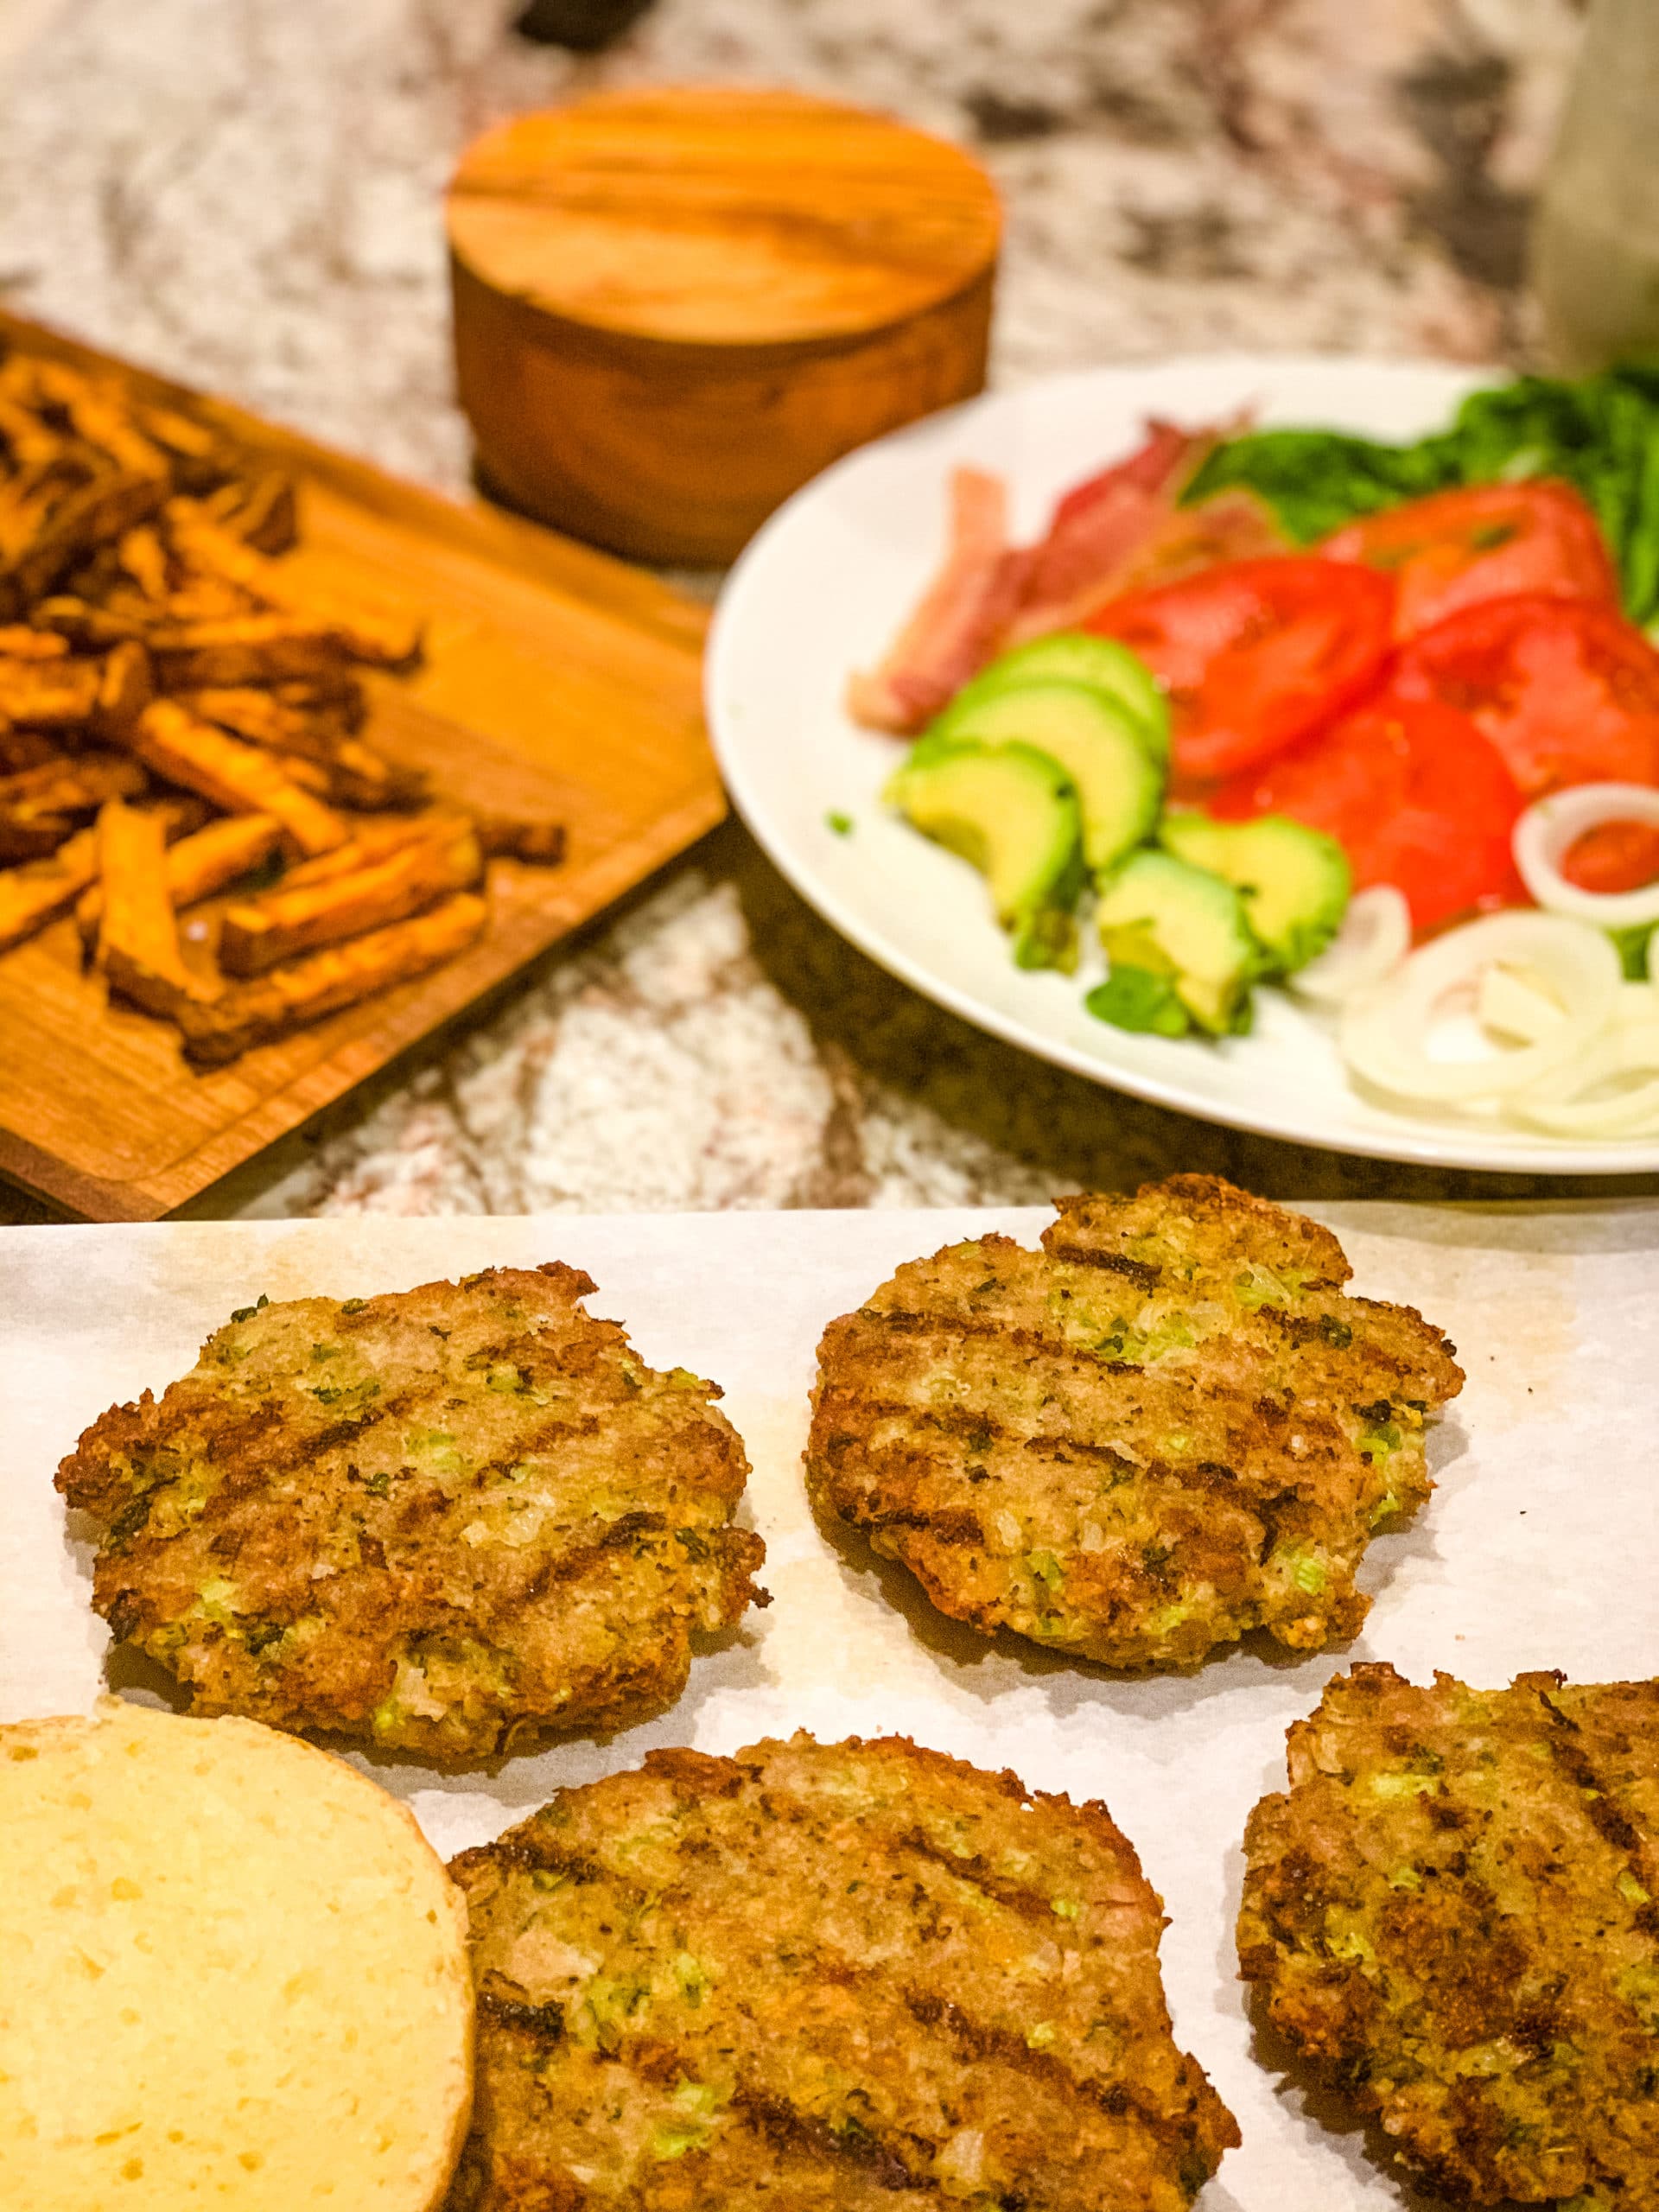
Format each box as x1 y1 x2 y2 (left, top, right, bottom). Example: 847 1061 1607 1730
708 353 1659 1174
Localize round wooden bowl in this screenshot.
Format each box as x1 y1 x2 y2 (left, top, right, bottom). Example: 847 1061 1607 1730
446 86 1002 565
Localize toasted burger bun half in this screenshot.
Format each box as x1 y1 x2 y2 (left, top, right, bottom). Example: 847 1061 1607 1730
0 1698 472 2209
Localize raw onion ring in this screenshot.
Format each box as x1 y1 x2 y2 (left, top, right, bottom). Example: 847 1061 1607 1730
1339 912 1619 1104
1290 886 1411 1006
1513 783 1659 929
1476 963 1564 1045
1510 1013 1659 1135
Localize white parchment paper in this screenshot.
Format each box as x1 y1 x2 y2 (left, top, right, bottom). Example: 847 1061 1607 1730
3 1200 1659 2210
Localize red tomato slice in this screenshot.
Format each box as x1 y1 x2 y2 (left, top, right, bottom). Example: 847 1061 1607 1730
1320 480 1618 638
1084 556 1395 782
1390 594 1659 798
1211 694 1525 931
1562 819 1659 894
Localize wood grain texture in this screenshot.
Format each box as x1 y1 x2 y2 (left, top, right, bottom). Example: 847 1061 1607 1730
447 86 1001 564
0 310 724 1222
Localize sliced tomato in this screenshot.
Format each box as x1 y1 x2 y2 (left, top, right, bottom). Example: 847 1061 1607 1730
1390 594 1659 798
1563 819 1659 894
1211 695 1525 931
1084 556 1395 782
1320 480 1618 638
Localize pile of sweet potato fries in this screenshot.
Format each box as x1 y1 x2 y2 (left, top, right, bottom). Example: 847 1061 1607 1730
0 341 563 1065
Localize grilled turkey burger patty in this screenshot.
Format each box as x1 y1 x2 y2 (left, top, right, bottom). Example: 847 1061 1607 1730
57 1262 766 1758
807 1175 1461 1670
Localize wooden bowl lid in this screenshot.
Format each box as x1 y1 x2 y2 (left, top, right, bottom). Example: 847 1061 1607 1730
446 85 1002 351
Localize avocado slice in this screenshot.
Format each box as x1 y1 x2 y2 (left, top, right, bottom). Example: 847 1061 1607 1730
923 681 1163 875
1159 811 1351 974
887 740 1085 971
1091 849 1261 1036
935 631 1169 760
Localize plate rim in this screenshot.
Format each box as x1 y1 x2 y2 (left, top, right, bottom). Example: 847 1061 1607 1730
707 352 1659 1178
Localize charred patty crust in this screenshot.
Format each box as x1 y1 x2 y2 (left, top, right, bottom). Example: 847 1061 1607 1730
57 1264 766 1758
447 1731 1238 2211
806 1175 1462 1671
1240 1662 1659 2207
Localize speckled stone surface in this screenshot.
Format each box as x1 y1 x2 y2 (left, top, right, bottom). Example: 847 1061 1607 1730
4 0 1649 1220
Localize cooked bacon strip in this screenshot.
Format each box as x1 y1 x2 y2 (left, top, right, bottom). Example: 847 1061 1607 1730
1090 488 1287 601
845 422 1269 730
1003 421 1221 643
846 467 1032 734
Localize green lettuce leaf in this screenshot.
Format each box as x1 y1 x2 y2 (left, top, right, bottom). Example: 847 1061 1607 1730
1180 366 1659 626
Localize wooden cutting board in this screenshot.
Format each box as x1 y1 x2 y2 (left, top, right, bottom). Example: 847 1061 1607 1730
0 309 724 1222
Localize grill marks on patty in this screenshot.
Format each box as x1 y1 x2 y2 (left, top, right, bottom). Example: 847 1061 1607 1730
807 1177 1462 1670
447 1734 1238 2211
1240 1664 1659 2208
56 1263 766 1758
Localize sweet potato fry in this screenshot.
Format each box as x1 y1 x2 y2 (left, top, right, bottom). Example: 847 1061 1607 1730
131 396 220 469
278 814 456 889
196 472 297 555
0 626 68 660
76 811 283 948
175 685 422 804
30 598 146 650
274 741 427 812
175 684 350 758
92 639 152 737
177 892 486 1063
148 614 344 690
219 820 481 976
0 753 145 861
1 470 168 615
95 796 216 1016
0 391 64 474
0 336 495 1056
0 825 99 951
116 524 173 603
128 701 346 858
0 753 144 810
166 506 421 666
0 725 62 774
273 675 367 728
474 816 568 866
0 654 101 728
42 370 173 481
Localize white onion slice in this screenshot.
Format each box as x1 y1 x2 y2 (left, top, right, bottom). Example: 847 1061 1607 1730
1510 1014 1659 1135
1476 963 1565 1045
1513 783 1659 928
1289 885 1411 1005
1340 912 1620 1104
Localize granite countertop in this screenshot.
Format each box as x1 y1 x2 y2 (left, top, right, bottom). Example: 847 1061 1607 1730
2 0 1642 1219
